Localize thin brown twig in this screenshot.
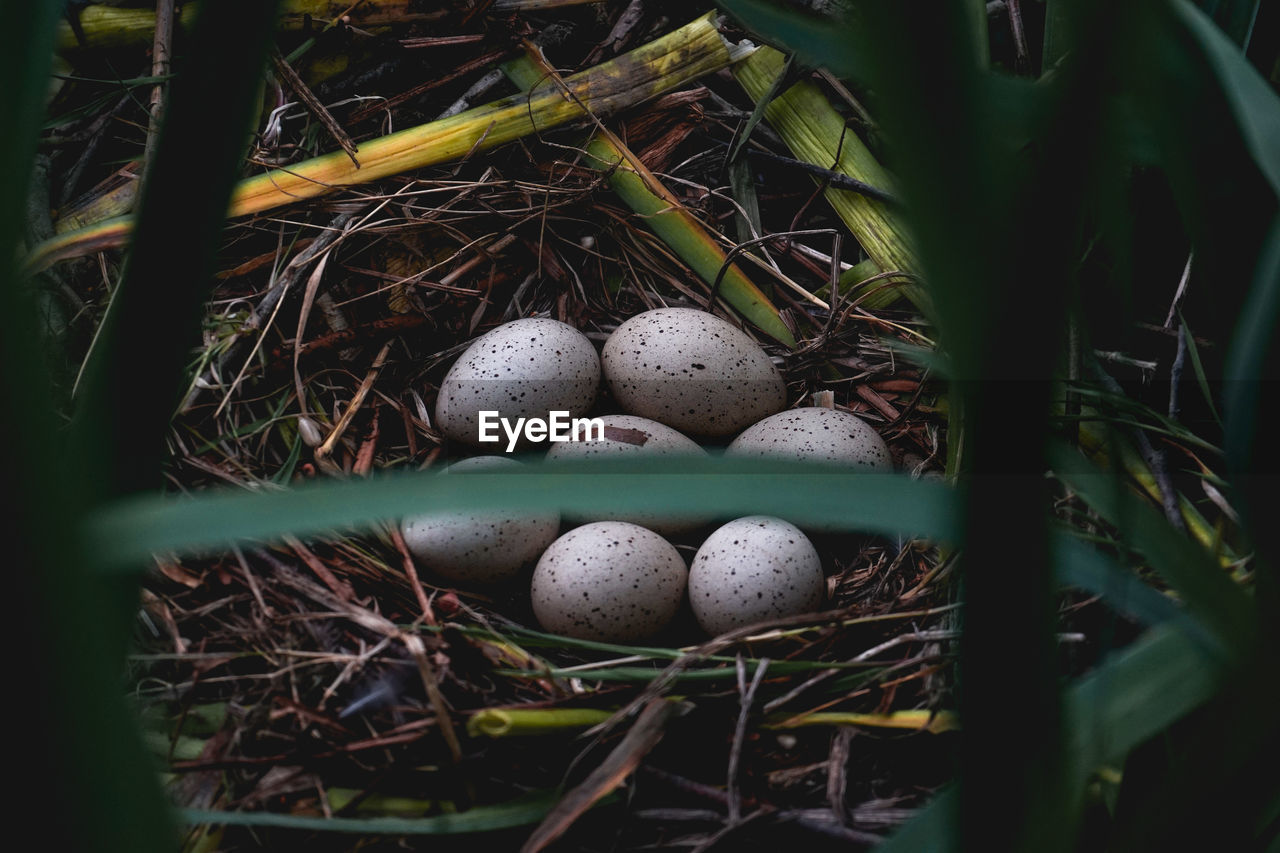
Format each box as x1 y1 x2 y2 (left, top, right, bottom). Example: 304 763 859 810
762 631 959 714
270 47 360 166
389 523 436 623
316 339 394 461
348 49 512 124
522 698 688 853
728 655 770 823
400 33 487 48
688 808 773 853
185 211 360 415
284 535 355 601
826 727 855 824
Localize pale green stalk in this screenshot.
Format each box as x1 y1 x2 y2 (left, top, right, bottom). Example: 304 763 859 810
504 47 797 346
733 46 928 311
467 707 613 738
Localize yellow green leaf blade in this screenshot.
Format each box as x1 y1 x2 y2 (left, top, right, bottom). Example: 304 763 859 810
764 709 958 733
233 11 735 216
26 216 133 273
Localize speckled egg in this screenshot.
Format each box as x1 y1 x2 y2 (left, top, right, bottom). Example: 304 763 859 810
401 456 560 586
601 307 787 437
434 317 600 449
531 521 687 642
726 407 891 470
688 516 824 635
544 414 708 535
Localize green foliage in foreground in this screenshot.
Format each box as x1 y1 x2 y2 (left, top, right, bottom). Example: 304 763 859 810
4 0 1278 851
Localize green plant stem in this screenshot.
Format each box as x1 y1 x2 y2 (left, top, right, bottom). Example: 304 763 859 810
732 46 928 312
502 46 797 347
467 708 614 737
763 709 958 732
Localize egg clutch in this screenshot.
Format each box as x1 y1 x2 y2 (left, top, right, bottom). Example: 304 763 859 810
403 307 892 643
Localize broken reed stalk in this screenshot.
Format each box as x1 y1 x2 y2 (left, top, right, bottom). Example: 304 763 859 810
467 707 614 738
57 3 199 52
56 1 435 52
59 0 613 52
30 12 739 271
503 45 797 347
53 165 140 234
732 46 927 311
582 133 797 346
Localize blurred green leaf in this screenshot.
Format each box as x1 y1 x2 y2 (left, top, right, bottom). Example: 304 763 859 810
1064 625 1224 771
723 3 1085 849
1049 443 1255 655
1222 214 1280 484
879 787 957 853
1174 0 1280 196
68 0 284 695
84 457 959 569
1 3 182 852
1042 0 1071 71
1093 656 1278 848
72 0 283 503
1061 382 1224 454
1195 0 1262 47
1051 531 1209 642
884 623 1228 851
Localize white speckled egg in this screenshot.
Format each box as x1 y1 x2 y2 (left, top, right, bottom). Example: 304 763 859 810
688 516 824 635
434 317 600 449
531 521 687 642
726 407 891 470
544 414 708 535
401 456 560 586
602 307 787 437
